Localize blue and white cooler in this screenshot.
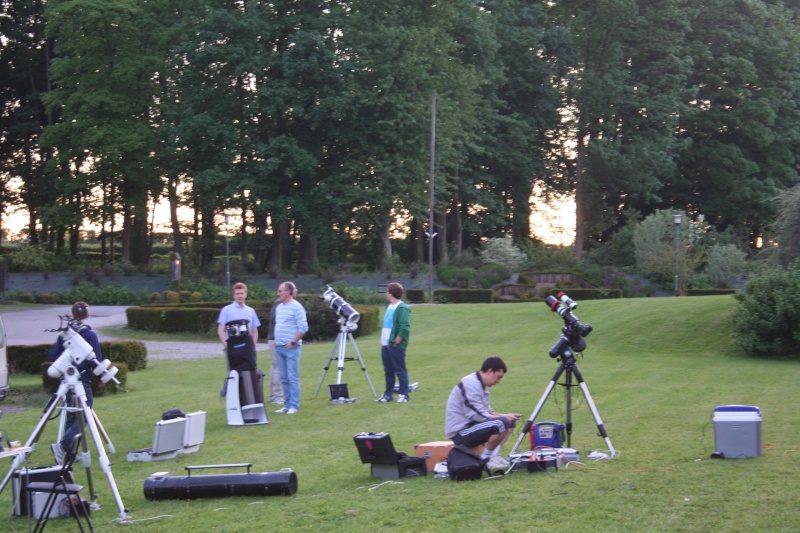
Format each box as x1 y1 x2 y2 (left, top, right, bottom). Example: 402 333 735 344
713 405 761 458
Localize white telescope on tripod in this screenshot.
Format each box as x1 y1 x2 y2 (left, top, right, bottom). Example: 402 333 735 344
0 317 131 521
47 324 119 385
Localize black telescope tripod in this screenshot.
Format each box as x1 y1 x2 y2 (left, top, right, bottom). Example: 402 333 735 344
509 294 616 457
314 316 376 402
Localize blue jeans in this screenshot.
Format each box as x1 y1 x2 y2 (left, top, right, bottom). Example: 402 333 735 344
381 345 409 398
61 385 93 451
275 344 301 410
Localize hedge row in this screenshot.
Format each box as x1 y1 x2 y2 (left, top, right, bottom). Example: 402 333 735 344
686 288 738 296
406 289 426 304
126 307 221 334
8 341 147 374
541 288 623 300
126 295 380 341
433 288 494 303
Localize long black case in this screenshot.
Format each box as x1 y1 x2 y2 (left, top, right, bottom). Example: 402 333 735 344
144 464 297 500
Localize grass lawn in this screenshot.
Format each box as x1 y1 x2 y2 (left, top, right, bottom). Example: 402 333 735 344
0 295 798 532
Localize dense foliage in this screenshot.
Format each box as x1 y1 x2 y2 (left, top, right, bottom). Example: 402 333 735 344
734 262 800 359
1 0 799 272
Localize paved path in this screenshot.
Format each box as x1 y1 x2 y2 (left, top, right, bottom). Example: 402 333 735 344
0 305 220 360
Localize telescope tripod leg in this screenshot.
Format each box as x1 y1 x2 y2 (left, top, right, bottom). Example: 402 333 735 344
0 390 65 495
314 333 343 398
509 363 566 456
347 332 376 397
335 331 348 384
90 407 116 454
75 394 130 519
570 364 616 456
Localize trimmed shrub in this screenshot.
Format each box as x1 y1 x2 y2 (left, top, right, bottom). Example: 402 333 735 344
474 263 513 288
125 297 379 341
734 263 800 359
8 341 147 374
433 289 493 304
542 288 622 301
685 288 737 296
7 344 53 374
61 283 150 305
100 341 148 371
126 307 221 334
164 291 180 304
406 289 426 304
35 292 67 304
436 264 476 288
294 296 378 341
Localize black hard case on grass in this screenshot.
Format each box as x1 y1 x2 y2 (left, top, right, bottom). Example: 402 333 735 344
353 432 428 478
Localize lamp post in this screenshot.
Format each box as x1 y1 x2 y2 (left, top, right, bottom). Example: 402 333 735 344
673 213 682 296
427 89 437 304
224 212 231 290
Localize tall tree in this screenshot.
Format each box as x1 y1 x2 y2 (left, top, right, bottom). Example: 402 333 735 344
553 0 692 258
343 0 483 267
671 0 800 247
41 0 167 263
457 0 574 249
0 0 54 245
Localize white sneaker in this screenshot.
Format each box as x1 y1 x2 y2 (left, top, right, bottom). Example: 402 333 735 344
269 398 284 405
285 408 298 414
375 396 391 403
486 456 510 471
51 443 65 465
274 407 288 413
396 394 409 403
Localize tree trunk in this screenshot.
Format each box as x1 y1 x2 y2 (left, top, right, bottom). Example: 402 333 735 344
69 225 79 256
167 178 183 253
379 222 392 269
297 234 318 274
436 205 448 262
240 205 249 262
574 129 588 260
27 210 39 245
195 205 216 269
450 195 463 256
268 221 290 273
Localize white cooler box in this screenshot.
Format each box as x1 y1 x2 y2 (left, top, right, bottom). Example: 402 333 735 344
713 405 761 458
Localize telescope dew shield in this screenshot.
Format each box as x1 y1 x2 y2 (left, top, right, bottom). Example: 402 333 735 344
321 286 360 325
144 464 297 500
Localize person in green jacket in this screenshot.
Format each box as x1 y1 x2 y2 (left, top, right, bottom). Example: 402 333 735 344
376 282 411 403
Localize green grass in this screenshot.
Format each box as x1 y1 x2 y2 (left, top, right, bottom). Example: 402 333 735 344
1 296 798 532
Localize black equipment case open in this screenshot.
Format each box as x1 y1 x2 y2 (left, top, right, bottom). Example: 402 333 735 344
353 432 427 479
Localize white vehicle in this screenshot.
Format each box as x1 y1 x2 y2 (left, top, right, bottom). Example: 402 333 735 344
0 316 8 401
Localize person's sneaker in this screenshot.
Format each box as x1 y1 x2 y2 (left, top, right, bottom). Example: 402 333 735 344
486 456 510 471
396 394 409 403
51 443 65 465
269 398 284 405
274 407 288 413
285 408 298 414
375 396 391 403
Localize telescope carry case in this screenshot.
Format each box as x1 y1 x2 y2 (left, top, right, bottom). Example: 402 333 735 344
144 463 297 500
